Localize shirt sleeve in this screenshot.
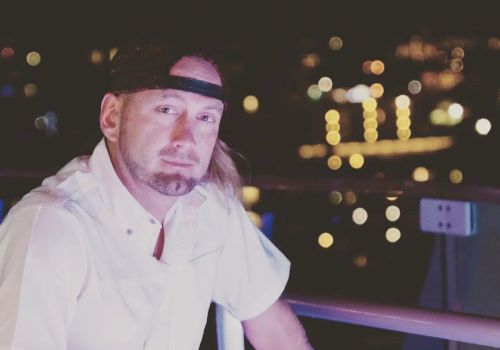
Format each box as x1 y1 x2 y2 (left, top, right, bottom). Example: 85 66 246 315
0 206 87 350
212 200 290 321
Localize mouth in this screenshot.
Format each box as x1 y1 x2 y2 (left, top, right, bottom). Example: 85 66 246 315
161 159 195 168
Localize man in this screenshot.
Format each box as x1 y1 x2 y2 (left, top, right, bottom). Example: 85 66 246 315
0 44 313 349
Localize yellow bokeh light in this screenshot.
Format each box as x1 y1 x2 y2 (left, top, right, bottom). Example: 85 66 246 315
326 123 340 132
318 77 333 92
363 110 377 119
325 109 340 123
26 51 41 66
451 47 465 59
344 191 357 205
385 205 401 222
328 36 343 50
349 153 364 169
326 131 341 145
307 84 322 100
247 211 262 228
370 83 384 98
318 232 334 248
386 227 401 243
327 155 342 170
364 130 378 143
370 60 385 75
243 95 259 114
302 53 320 68
242 186 260 209
408 80 422 94
450 58 464 73
298 145 314 159
313 144 328 158
449 169 463 184
329 191 343 205
363 119 378 130
353 255 368 268
397 129 411 140
396 108 411 118
109 47 119 61
396 117 411 129
475 118 492 135
413 167 430 182
23 83 38 97
352 207 368 225
90 49 105 65
362 97 377 111
386 196 398 201
395 95 411 109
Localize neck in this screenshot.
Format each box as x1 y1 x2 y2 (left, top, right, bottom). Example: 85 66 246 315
106 141 177 222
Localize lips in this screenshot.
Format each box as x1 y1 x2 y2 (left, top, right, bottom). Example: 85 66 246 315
160 159 195 168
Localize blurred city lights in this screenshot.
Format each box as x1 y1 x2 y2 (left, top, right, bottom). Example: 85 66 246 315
376 109 387 124
318 232 334 248
395 95 411 109
1 47 15 60
370 83 384 98
313 144 328 157
451 47 465 59
488 37 500 50
370 60 385 75
344 191 357 205
327 155 342 170
448 103 464 120
349 153 364 169
243 95 259 114
449 169 463 184
298 145 314 159
475 118 492 135
302 53 320 68
325 109 340 123
347 84 370 103
326 131 341 145
352 207 368 225
413 167 430 182
386 228 401 243
329 191 343 205
331 88 348 103
328 36 343 50
363 110 377 119
362 60 372 74
450 58 464 72
307 84 322 100
364 130 378 143
353 255 368 268
26 51 41 66
34 111 58 137
385 205 401 222
362 97 377 111
90 49 105 65
397 128 411 140
242 186 260 209
386 196 398 201
23 83 38 97
326 123 340 132
408 80 422 94
318 77 333 92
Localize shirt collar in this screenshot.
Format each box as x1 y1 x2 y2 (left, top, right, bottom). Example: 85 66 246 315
88 139 208 244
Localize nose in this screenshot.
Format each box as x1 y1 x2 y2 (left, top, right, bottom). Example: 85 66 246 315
171 114 195 148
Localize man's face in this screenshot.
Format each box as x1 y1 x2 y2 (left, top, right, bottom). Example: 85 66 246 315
116 56 224 196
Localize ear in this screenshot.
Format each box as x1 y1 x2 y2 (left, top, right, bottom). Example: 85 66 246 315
99 93 122 142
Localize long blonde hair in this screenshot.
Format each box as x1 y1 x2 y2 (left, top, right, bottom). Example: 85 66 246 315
205 139 242 199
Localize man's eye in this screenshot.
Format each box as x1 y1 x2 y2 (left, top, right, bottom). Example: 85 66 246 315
199 114 215 123
159 106 177 114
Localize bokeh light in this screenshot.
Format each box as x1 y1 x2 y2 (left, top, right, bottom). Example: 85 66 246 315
90 49 105 65
362 97 377 111
302 53 320 68
449 169 463 184
326 131 341 145
24 83 38 97
1 47 15 60
328 36 343 50
331 88 348 103
475 118 491 135
1 84 15 98
307 84 322 100
352 207 368 225
243 95 259 114
26 51 41 66
327 155 342 170
395 95 411 109
329 191 343 205
413 167 430 182
325 109 340 123
242 186 260 209
344 191 357 205
349 153 364 169
246 211 262 228
386 227 401 243
353 255 368 268
318 232 334 248
318 77 333 92
370 83 384 98
408 80 422 94
370 60 385 75
385 205 401 222
109 47 119 61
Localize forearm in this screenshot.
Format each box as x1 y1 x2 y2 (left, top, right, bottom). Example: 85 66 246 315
242 299 314 350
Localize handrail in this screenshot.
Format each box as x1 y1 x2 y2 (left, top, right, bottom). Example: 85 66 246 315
286 296 500 348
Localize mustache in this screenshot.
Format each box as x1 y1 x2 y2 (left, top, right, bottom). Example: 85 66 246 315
158 147 200 164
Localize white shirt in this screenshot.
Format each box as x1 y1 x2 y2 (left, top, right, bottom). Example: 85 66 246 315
0 140 290 350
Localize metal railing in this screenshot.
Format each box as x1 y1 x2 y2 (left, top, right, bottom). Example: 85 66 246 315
216 296 500 349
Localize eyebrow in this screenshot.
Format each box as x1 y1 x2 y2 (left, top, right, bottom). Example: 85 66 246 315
160 91 224 113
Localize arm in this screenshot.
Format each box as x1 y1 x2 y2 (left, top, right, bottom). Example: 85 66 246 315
242 299 314 350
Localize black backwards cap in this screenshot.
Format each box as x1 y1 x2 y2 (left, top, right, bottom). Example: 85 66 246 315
108 43 226 102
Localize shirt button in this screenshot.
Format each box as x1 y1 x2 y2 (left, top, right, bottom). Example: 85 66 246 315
126 229 133 235
149 218 156 224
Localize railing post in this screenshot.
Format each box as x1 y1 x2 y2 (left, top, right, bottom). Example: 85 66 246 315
215 304 245 350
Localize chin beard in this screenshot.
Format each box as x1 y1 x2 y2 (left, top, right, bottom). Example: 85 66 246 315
145 173 200 196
